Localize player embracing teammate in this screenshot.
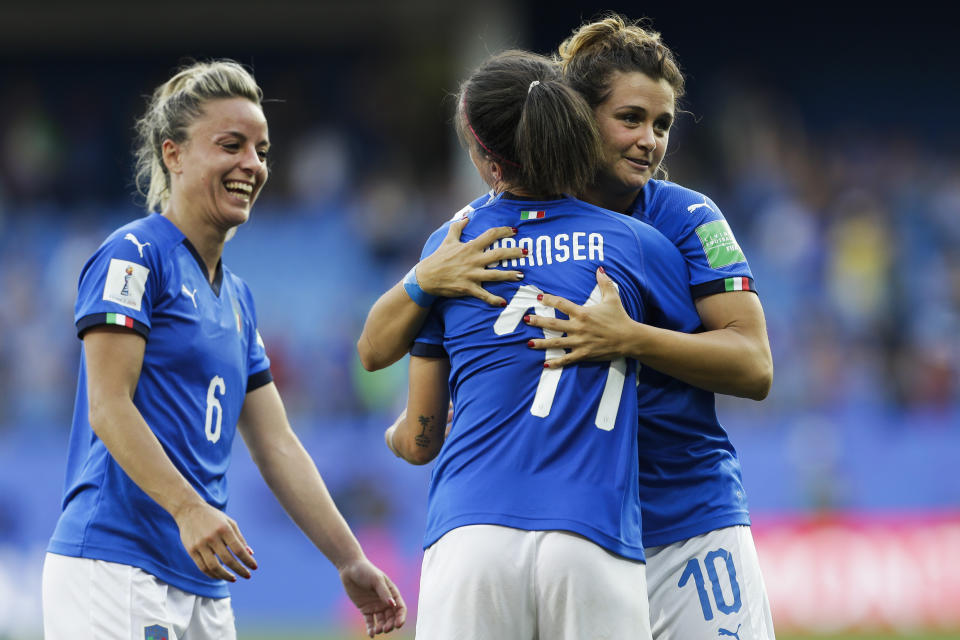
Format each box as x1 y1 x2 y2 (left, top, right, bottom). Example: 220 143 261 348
359 13 776 640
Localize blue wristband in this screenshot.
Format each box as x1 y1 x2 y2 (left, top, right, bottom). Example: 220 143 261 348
403 265 437 308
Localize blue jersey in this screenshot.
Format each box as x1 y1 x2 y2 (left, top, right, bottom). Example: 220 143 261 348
448 191 494 220
629 179 756 546
48 213 272 598
412 193 700 561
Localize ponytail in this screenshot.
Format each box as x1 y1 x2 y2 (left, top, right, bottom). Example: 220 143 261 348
456 50 601 197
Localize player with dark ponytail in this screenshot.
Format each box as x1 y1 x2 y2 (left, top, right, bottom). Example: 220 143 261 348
380 50 701 640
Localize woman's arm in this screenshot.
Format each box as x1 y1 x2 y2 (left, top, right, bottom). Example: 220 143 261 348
357 218 524 371
238 382 406 636
385 356 451 465
84 327 257 582
527 269 773 400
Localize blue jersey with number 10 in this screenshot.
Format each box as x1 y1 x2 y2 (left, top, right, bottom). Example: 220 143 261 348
412 193 700 561
630 180 757 546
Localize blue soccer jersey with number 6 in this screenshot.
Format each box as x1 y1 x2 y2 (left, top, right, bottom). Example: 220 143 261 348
412 193 700 561
48 213 271 598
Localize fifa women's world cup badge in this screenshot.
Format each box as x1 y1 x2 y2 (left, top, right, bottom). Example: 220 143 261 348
102 258 150 311
120 265 134 296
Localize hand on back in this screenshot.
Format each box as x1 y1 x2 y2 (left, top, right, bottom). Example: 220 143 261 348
526 267 633 367
416 217 525 306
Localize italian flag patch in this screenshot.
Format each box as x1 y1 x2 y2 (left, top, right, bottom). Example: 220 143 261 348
106 312 134 328
520 210 545 220
724 277 751 292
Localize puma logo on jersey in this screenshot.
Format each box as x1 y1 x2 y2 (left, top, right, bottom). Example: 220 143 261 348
181 284 198 308
687 199 714 214
718 624 741 640
123 233 151 257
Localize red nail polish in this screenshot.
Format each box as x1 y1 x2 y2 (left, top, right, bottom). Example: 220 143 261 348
543 362 550 369
511 227 518 234
598 266 605 273
523 315 530 323
527 340 534 347
500 300 507 307
536 294 543 301
522 248 529 255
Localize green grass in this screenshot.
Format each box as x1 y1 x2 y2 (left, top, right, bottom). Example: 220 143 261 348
778 635 960 640
239 630 414 640
238 632 957 640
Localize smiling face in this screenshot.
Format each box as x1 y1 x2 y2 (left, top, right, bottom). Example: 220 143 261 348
589 71 675 213
164 97 269 231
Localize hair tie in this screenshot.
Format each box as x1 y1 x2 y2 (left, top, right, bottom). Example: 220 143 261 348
528 80 541 94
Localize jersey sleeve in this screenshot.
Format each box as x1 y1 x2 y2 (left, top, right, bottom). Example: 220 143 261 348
410 307 446 358
447 191 495 221
409 222 455 357
236 280 273 392
74 230 157 340
654 188 757 299
682 196 757 298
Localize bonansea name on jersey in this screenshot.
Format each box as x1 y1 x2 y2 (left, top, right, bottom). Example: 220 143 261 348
485 232 604 267
413 193 701 561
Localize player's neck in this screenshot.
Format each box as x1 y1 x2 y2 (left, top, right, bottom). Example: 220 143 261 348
161 208 226 283
498 183 548 200
501 190 560 201
582 181 639 215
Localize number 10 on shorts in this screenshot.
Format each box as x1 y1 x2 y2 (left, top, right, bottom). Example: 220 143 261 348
678 547 742 620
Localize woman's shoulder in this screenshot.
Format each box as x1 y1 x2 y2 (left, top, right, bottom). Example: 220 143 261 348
639 180 729 244
99 213 183 256
643 179 720 217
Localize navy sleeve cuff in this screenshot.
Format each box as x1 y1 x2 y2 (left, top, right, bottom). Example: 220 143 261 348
691 277 758 299
76 313 150 340
410 341 446 358
247 368 273 393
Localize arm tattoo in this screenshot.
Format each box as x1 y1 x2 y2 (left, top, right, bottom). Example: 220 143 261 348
415 414 436 448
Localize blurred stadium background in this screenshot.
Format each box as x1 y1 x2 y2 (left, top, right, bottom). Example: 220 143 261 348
1 2 958 639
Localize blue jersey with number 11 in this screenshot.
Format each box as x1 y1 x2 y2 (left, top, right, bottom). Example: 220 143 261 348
412 193 700 561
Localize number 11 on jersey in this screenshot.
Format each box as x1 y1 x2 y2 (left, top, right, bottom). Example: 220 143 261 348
494 283 626 430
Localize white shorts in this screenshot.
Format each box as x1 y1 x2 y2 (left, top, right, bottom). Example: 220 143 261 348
645 526 775 640
416 524 651 640
42 553 236 640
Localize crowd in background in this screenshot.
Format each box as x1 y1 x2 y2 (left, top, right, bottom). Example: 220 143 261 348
1 58 957 435
0 18 958 635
